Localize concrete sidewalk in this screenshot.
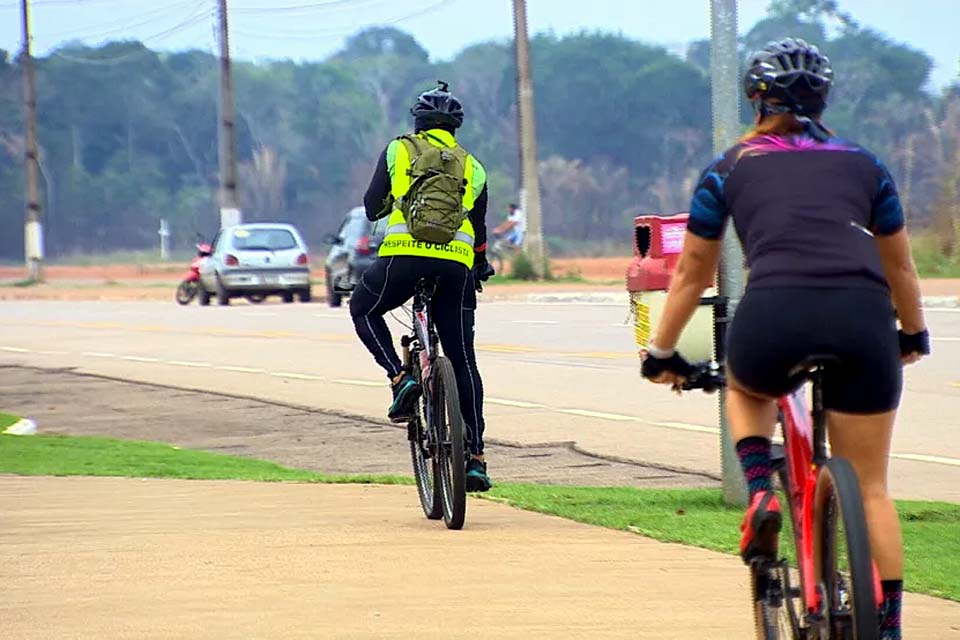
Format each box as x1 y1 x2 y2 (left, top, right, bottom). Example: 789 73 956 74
3 476 959 639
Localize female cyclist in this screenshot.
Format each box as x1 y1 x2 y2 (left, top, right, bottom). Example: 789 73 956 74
640 38 930 640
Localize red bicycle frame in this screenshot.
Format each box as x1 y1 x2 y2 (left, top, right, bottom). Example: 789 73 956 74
778 384 884 620
778 387 822 616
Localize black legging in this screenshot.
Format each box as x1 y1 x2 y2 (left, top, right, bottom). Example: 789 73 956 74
350 255 486 455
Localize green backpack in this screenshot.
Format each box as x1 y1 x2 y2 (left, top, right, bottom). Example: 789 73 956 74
398 133 469 244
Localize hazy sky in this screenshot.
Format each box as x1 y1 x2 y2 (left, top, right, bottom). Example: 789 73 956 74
0 0 957 90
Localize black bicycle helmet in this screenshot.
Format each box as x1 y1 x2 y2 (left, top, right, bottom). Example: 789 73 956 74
744 38 833 117
410 80 464 129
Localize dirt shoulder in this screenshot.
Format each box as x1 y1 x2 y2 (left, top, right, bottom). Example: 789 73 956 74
0 364 716 488
2 258 957 302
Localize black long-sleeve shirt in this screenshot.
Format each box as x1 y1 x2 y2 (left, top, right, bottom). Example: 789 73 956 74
363 144 489 252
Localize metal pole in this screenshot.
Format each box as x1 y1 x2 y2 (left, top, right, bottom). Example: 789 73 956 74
159 218 170 261
216 0 240 228
21 0 44 282
512 0 546 276
710 0 748 506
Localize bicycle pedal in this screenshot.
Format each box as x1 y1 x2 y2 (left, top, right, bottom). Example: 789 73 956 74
770 443 786 471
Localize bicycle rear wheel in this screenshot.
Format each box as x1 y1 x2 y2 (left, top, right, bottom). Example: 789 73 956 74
813 458 878 640
409 417 442 520
433 357 466 530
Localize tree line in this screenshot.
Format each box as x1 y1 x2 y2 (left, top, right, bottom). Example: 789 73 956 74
0 0 957 260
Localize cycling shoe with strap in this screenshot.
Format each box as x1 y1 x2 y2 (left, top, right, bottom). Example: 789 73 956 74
740 490 782 564
465 458 492 492
388 372 422 423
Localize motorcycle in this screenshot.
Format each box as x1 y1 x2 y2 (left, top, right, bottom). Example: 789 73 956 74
176 243 212 305
176 242 266 306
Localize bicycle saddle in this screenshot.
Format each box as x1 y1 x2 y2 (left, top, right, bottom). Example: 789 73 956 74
788 354 841 380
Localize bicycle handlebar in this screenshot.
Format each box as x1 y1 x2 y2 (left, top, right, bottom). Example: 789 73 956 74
680 361 726 393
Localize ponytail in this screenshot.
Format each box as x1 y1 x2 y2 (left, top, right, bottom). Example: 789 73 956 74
741 112 833 142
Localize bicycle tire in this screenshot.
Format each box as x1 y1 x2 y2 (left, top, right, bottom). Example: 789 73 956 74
176 281 198 305
774 465 805 639
491 251 504 277
409 361 441 520
433 357 466 530
813 458 878 640
751 561 784 639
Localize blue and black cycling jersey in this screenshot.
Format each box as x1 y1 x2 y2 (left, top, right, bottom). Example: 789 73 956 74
687 133 906 292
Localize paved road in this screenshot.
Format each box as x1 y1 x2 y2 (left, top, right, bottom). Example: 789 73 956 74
0 366 715 488
1 299 958 500
4 476 959 639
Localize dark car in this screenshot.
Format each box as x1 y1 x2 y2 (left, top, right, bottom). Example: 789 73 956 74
324 207 384 307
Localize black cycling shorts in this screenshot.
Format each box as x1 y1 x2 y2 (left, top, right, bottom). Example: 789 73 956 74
726 287 902 414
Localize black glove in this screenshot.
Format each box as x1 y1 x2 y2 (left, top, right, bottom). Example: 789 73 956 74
473 252 495 285
641 350 695 381
898 329 930 357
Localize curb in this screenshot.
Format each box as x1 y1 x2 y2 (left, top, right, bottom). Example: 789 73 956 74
923 296 960 309
520 292 960 308
3 418 38 436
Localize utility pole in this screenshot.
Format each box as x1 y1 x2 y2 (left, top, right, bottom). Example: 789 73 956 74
216 0 240 228
710 0 748 506
512 0 546 276
21 0 44 281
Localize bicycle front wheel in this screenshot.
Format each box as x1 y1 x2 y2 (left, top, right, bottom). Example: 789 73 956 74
433 357 466 530
813 458 878 640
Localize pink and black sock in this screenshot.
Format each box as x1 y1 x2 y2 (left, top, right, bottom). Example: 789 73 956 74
879 579 902 639
735 436 773 498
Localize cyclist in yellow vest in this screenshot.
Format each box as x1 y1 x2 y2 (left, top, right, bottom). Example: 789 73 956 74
351 82 495 492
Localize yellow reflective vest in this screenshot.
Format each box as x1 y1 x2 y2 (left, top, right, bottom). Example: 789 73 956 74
378 129 486 269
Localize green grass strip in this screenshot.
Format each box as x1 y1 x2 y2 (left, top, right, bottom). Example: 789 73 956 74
0 413 22 430
0 434 410 485
486 483 960 602
1 434 956 600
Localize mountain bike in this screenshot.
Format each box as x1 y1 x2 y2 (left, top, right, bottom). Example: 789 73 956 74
684 359 881 639
400 277 467 530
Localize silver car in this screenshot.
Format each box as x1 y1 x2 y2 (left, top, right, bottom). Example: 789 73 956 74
198 223 312 305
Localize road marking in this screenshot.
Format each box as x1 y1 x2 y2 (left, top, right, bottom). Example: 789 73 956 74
165 360 211 368
313 313 344 319
511 320 559 325
36 350 69 355
487 398 546 409
932 337 960 342
557 408 636 422
271 371 324 381
216 365 265 374
555 351 634 360
925 307 960 313
121 356 160 363
891 453 960 468
332 379 385 387
241 312 277 317
654 421 720 435
477 344 538 353
82 351 116 358
1 346 30 353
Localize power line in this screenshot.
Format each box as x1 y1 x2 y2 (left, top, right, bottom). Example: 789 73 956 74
231 0 456 40
37 0 197 40
0 0 126 9
48 6 214 65
232 0 375 14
